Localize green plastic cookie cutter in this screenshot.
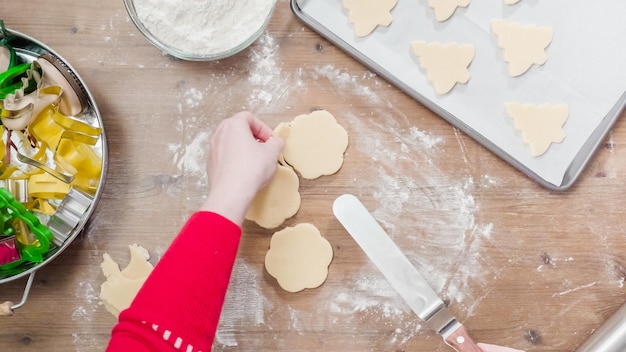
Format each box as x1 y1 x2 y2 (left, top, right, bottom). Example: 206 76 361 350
0 63 39 100
0 187 54 270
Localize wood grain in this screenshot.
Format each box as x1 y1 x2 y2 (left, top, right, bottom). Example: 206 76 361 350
1 1 626 351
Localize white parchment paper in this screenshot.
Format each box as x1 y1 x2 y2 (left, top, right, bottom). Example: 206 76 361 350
295 0 626 188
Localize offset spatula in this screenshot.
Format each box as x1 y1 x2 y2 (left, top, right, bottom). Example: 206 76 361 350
333 194 483 352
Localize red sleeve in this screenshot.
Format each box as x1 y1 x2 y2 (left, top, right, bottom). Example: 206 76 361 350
106 211 241 352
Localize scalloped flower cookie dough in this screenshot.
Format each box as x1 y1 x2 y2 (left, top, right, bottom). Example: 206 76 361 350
428 0 471 22
342 0 398 37
411 41 475 95
491 19 554 77
245 163 301 229
283 110 349 179
274 121 291 166
505 103 569 157
100 244 154 318
265 223 333 293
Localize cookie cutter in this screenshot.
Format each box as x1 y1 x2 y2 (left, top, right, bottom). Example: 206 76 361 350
0 187 92 316
0 187 54 270
46 187 92 247
0 23 107 316
0 179 27 203
0 62 39 100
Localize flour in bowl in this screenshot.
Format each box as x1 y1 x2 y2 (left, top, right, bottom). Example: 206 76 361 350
132 0 275 57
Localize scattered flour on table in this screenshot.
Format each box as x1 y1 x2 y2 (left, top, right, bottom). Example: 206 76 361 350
214 259 269 349
72 333 99 352
183 88 205 109
311 65 496 329
312 64 381 103
168 131 209 177
72 280 104 351
72 281 99 322
247 34 302 112
163 48 496 347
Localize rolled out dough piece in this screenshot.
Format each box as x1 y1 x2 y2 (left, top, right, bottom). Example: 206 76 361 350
505 102 569 157
274 122 291 166
411 41 475 95
342 0 398 37
504 0 520 4
245 163 301 229
428 0 471 22
283 110 349 179
100 244 153 317
491 19 553 77
264 223 333 293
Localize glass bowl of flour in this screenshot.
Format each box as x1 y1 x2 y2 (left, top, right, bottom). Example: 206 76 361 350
124 0 276 61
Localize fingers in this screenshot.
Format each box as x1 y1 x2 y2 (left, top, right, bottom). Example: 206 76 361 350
264 135 284 157
232 111 274 142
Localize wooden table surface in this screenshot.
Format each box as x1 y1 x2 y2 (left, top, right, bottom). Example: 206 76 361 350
2 1 626 351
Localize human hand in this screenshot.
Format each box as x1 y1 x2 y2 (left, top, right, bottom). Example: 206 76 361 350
477 342 525 352
201 111 283 225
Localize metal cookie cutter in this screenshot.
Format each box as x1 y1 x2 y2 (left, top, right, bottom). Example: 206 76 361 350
46 187 92 247
0 179 28 203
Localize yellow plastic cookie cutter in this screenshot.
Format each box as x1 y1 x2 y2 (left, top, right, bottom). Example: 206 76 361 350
28 173 70 201
54 140 101 194
29 104 100 150
28 105 101 192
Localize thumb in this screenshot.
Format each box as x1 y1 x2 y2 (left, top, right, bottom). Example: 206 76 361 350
264 135 284 154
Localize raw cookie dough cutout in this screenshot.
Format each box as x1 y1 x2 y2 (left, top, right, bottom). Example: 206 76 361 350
428 0 471 22
264 223 333 293
504 0 520 4
505 102 569 157
491 19 553 77
274 121 291 166
283 110 349 179
245 163 301 229
342 0 398 37
100 244 154 317
411 41 475 95
246 110 347 229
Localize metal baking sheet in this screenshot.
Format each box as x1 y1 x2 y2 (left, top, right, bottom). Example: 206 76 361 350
0 28 108 283
291 0 626 190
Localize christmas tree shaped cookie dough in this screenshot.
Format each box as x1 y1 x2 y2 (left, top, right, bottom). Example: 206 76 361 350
428 0 471 22
505 103 569 157
342 0 398 37
411 41 475 95
492 19 554 77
